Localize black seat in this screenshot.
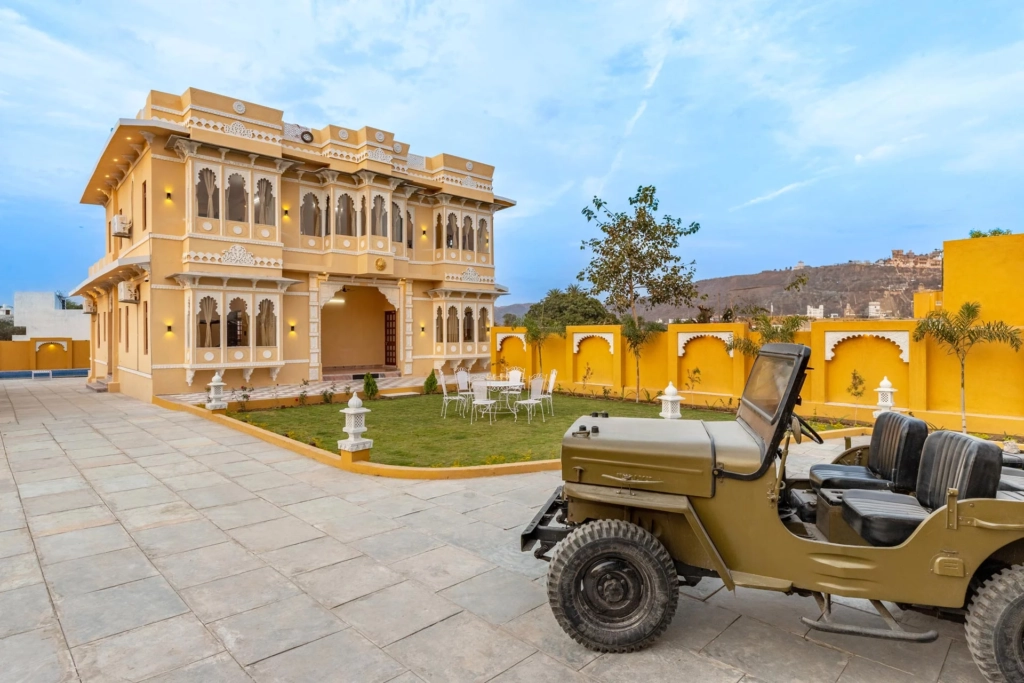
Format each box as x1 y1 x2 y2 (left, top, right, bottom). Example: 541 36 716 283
842 431 1002 547
1003 453 1024 469
809 412 927 493
999 467 1024 492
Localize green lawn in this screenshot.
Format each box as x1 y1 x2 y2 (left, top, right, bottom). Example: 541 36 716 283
229 394 736 468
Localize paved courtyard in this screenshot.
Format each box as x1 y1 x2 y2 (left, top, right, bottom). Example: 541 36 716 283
0 379 981 682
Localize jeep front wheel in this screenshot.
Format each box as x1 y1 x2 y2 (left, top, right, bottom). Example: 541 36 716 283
966 564 1024 682
547 519 678 652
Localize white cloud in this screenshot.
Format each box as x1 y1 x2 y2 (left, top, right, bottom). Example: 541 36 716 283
730 178 817 211
624 101 647 136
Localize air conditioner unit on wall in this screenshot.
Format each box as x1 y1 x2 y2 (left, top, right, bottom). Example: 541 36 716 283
83 299 97 315
111 215 132 237
117 282 139 304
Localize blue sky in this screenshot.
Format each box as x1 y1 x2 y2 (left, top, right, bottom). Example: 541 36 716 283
1 1 1022 307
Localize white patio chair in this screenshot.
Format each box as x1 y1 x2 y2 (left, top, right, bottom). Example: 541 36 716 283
455 368 474 409
514 376 546 424
438 371 465 418
470 381 498 424
540 369 557 416
501 368 524 407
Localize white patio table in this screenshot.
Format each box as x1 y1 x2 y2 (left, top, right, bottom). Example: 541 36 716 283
484 380 524 414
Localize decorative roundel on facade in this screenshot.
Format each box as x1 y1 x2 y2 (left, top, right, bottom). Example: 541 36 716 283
262 350 272 359
480 256 487 263
233 351 244 360
374 257 387 272
300 131 314 143
466 344 473 352
465 254 472 260
307 239 315 247
374 131 385 142
360 240 366 248
466 161 473 171
393 143 402 153
435 345 442 353
449 251 457 259
481 344 488 352
325 239 330 248
232 226 242 235
202 221 213 231
203 352 214 362
232 101 246 114
343 239 351 248
260 229 270 238
376 240 384 249
450 345 457 352
338 129 349 140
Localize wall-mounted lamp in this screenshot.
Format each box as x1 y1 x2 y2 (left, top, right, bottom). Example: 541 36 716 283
420 325 425 332
283 209 289 217
421 228 426 236
290 324 296 332
166 325 173 332
165 191 172 200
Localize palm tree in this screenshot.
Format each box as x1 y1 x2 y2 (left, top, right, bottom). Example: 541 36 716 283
726 314 805 358
621 316 666 402
913 302 1021 433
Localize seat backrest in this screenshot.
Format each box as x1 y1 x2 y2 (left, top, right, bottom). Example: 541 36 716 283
438 372 448 397
508 369 523 384
547 369 557 393
530 376 544 399
915 431 1002 510
867 411 928 491
472 381 489 400
455 369 470 390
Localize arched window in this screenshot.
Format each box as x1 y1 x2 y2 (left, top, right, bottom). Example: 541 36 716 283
477 219 489 253
446 306 459 343
227 298 249 347
300 193 321 236
335 194 354 236
392 202 403 243
446 213 457 249
434 214 442 249
226 173 247 222
255 300 277 347
462 216 474 251
435 307 444 343
463 307 475 342
196 169 219 219
197 296 220 348
359 196 367 236
254 178 275 225
478 308 489 341
406 211 413 248
370 196 388 237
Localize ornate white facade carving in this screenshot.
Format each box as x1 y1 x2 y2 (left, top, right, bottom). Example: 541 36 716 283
283 122 311 142
375 285 401 310
825 330 911 363
573 332 615 354
445 269 494 284
678 332 734 357
183 246 283 268
496 333 525 351
188 117 282 144
365 147 393 164
406 154 426 170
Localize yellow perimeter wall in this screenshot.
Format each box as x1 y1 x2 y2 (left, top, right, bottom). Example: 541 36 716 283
0 339 90 372
491 233 1024 436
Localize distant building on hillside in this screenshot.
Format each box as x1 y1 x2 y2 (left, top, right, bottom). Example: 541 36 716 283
793 261 806 270
867 301 883 319
844 303 856 317
806 304 824 319
880 249 943 268
0 304 11 317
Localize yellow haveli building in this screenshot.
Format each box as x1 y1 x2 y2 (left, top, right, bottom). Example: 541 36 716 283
73 88 514 401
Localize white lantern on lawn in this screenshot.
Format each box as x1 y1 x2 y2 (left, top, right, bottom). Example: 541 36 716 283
658 382 682 420
873 376 896 418
338 395 373 452
206 372 227 411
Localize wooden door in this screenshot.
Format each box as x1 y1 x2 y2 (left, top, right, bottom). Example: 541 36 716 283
384 310 397 366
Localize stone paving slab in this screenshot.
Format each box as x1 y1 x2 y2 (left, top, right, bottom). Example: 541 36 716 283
0 378 983 682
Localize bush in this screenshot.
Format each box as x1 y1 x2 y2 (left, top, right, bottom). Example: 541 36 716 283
363 373 379 400
423 370 438 394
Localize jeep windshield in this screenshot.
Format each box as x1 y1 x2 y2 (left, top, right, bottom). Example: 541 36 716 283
730 343 811 478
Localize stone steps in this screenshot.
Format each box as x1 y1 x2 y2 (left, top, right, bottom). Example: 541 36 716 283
86 378 109 393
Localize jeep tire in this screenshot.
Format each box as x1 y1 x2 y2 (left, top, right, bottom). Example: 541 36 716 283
547 519 678 652
967 564 1024 682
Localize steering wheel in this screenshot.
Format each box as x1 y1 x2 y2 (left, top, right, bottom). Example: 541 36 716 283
793 413 824 445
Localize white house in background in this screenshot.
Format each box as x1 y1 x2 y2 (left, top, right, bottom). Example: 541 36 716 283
806 304 824 319
0 304 11 316
11 292 90 341
867 301 883 319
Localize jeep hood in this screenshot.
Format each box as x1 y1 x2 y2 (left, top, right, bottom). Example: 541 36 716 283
560 416 762 498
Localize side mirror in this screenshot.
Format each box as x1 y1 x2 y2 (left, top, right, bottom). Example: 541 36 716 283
791 415 802 444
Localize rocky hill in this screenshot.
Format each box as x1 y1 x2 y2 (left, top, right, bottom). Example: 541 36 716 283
499 254 943 322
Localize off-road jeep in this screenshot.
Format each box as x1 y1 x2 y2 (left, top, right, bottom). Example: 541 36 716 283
521 343 1024 681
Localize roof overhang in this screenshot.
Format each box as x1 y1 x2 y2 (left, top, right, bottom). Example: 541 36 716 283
72 256 151 298
166 272 301 291
81 119 189 206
